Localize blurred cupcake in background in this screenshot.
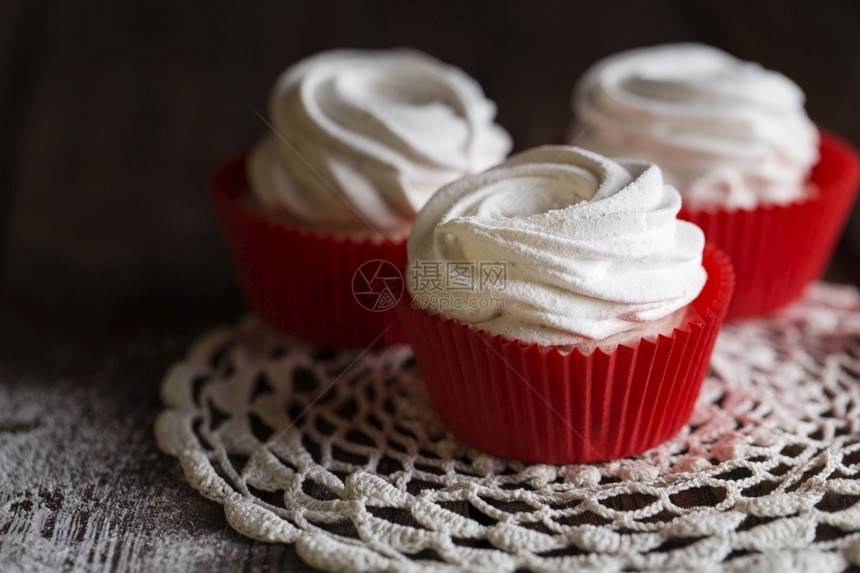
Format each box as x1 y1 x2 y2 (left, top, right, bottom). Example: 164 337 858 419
397 146 734 463
211 48 511 347
569 43 860 319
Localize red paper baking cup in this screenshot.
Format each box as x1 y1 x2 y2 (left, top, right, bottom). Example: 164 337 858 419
679 129 860 320
396 244 734 464
211 152 408 348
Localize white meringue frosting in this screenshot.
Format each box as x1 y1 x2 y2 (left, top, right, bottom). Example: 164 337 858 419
247 48 512 233
407 146 707 348
571 43 819 209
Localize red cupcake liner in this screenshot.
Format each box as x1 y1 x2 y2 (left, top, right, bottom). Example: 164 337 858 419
396 244 734 464
679 129 860 320
211 152 408 348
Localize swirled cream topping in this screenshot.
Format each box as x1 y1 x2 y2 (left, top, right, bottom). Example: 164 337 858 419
570 43 819 209
408 146 707 348
247 49 511 233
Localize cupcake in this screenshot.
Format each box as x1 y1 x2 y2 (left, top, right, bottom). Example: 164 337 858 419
569 43 860 319
211 48 511 347
396 146 734 463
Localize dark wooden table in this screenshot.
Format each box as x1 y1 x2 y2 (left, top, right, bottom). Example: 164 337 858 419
2 1 860 571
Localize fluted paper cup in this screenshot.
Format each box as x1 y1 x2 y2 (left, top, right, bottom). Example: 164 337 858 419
679 129 860 320
396 244 734 464
211 152 408 348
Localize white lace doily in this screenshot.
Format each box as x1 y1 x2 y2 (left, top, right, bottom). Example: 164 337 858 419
155 283 860 572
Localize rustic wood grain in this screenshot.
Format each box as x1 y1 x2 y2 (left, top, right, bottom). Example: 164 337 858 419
1 1 859 571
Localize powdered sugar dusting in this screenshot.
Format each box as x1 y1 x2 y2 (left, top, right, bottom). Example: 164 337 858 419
156 283 860 572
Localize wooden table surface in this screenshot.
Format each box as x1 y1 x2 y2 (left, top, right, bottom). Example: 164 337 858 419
2 1 860 571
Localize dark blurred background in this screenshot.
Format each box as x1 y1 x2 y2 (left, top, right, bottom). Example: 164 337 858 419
2 0 860 345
